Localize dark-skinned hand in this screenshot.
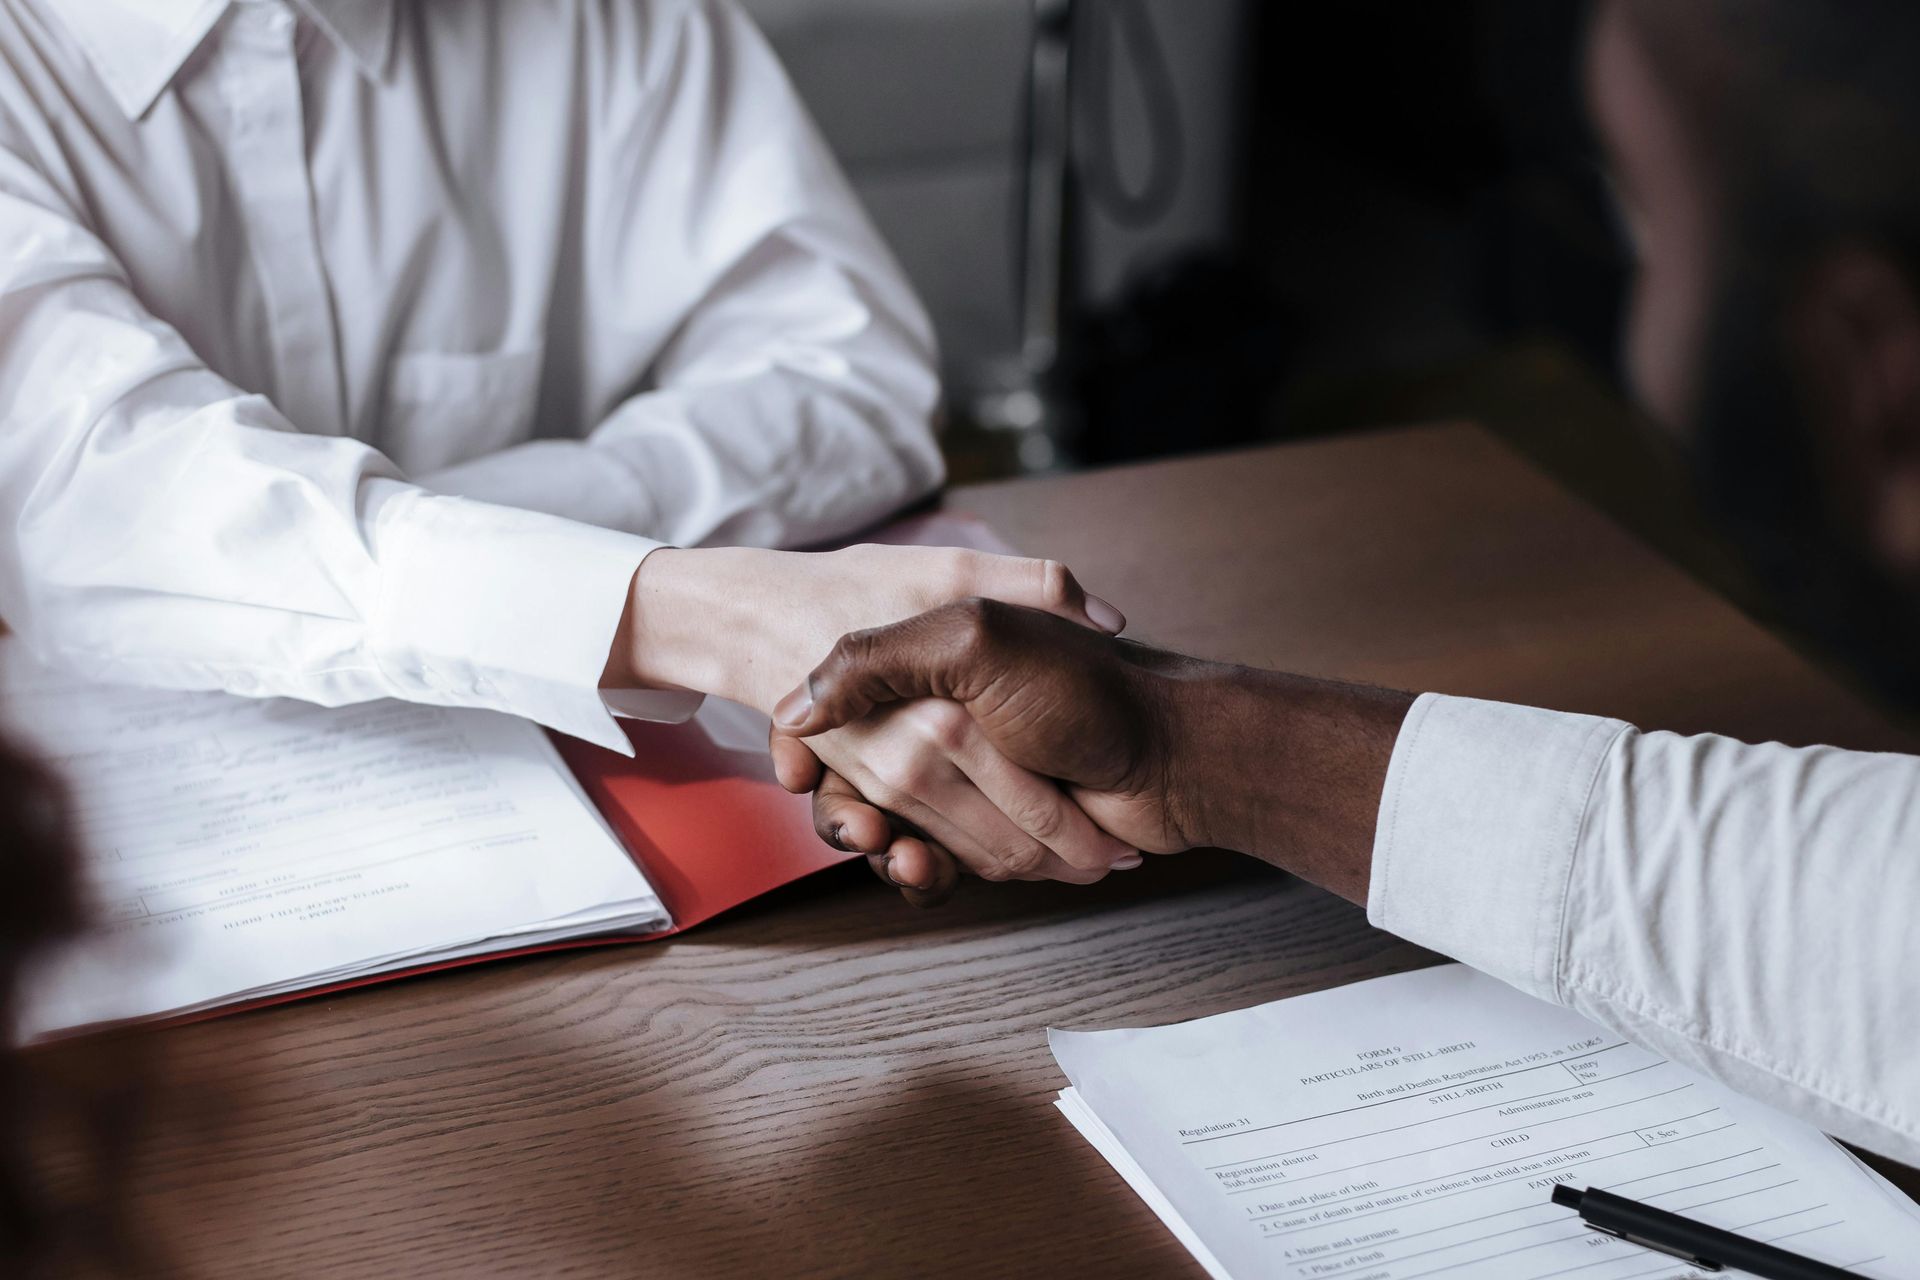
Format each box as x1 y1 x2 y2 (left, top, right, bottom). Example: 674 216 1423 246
769 599 1413 908
768 600 1208 904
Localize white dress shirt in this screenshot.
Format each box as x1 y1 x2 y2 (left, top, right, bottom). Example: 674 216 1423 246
0 0 942 751
1370 693 1920 1165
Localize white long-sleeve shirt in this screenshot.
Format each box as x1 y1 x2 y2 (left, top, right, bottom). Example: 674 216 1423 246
0 0 942 752
1370 693 1920 1165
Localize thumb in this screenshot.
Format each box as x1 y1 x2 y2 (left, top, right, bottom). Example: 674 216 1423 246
772 603 993 736
767 723 827 794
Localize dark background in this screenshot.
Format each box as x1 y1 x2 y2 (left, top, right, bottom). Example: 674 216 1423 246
751 0 1759 634
993 0 1747 608
1057 1 1627 470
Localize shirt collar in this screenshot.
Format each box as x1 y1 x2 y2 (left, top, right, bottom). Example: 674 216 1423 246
298 0 395 84
50 0 395 120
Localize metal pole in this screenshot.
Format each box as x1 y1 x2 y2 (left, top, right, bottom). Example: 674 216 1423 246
1022 0 1074 384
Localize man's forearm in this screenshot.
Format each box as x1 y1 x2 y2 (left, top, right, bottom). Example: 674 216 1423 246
1169 666 1415 903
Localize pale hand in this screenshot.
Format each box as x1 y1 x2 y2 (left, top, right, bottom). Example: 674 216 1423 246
602 543 1141 883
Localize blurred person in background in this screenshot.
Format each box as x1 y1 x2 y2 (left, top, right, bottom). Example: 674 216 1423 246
0 0 1138 887
0 727 149 1277
774 0 1920 1166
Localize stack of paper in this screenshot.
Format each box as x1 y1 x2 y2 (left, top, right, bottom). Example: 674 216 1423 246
1053 965 1920 1279
5 649 669 1039
1 515 1034 1040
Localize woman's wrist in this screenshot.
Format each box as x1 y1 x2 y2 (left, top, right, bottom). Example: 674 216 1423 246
609 547 796 710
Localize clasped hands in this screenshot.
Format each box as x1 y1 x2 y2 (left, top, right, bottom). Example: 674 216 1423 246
613 541 1397 907
608 544 1173 899
766 592 1209 907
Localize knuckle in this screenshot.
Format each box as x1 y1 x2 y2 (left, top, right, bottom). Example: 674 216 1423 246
909 700 973 752
878 747 941 798
996 839 1051 880
949 596 1003 656
819 627 883 690
827 626 875 667
950 594 993 625
973 856 1015 883
937 548 979 599
1011 795 1069 846
1036 559 1074 608
829 544 876 582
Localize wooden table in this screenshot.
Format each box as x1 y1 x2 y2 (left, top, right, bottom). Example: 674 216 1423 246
113 424 1913 1276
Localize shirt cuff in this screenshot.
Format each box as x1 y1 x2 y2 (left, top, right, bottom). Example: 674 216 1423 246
602 685 705 723
1367 693 1630 1002
369 486 684 753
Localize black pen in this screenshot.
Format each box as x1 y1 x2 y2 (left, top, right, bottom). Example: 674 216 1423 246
1550 1185 1868 1279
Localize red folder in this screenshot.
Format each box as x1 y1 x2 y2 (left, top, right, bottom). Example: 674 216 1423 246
552 715 846 934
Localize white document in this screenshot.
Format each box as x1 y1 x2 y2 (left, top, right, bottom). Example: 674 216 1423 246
1052 964 1919 1279
4 648 669 1039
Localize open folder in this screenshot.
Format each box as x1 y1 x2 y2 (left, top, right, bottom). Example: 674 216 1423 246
9 514 1003 1042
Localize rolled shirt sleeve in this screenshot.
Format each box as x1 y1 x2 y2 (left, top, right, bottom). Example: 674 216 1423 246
1369 692 1920 1165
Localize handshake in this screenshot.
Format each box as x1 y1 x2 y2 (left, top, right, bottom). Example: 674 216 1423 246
744 551 1411 910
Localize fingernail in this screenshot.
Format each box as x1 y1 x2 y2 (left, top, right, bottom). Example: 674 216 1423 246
1111 853 1144 870
826 823 850 852
773 683 813 729
883 855 911 888
1086 594 1126 634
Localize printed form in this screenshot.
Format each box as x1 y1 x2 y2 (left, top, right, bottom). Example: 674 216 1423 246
1053 965 1920 1280
3 647 668 1038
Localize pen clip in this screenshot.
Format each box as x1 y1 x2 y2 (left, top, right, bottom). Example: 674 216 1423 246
1585 1223 1725 1272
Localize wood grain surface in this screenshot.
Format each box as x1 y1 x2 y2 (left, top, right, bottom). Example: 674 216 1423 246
74 424 1915 1277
